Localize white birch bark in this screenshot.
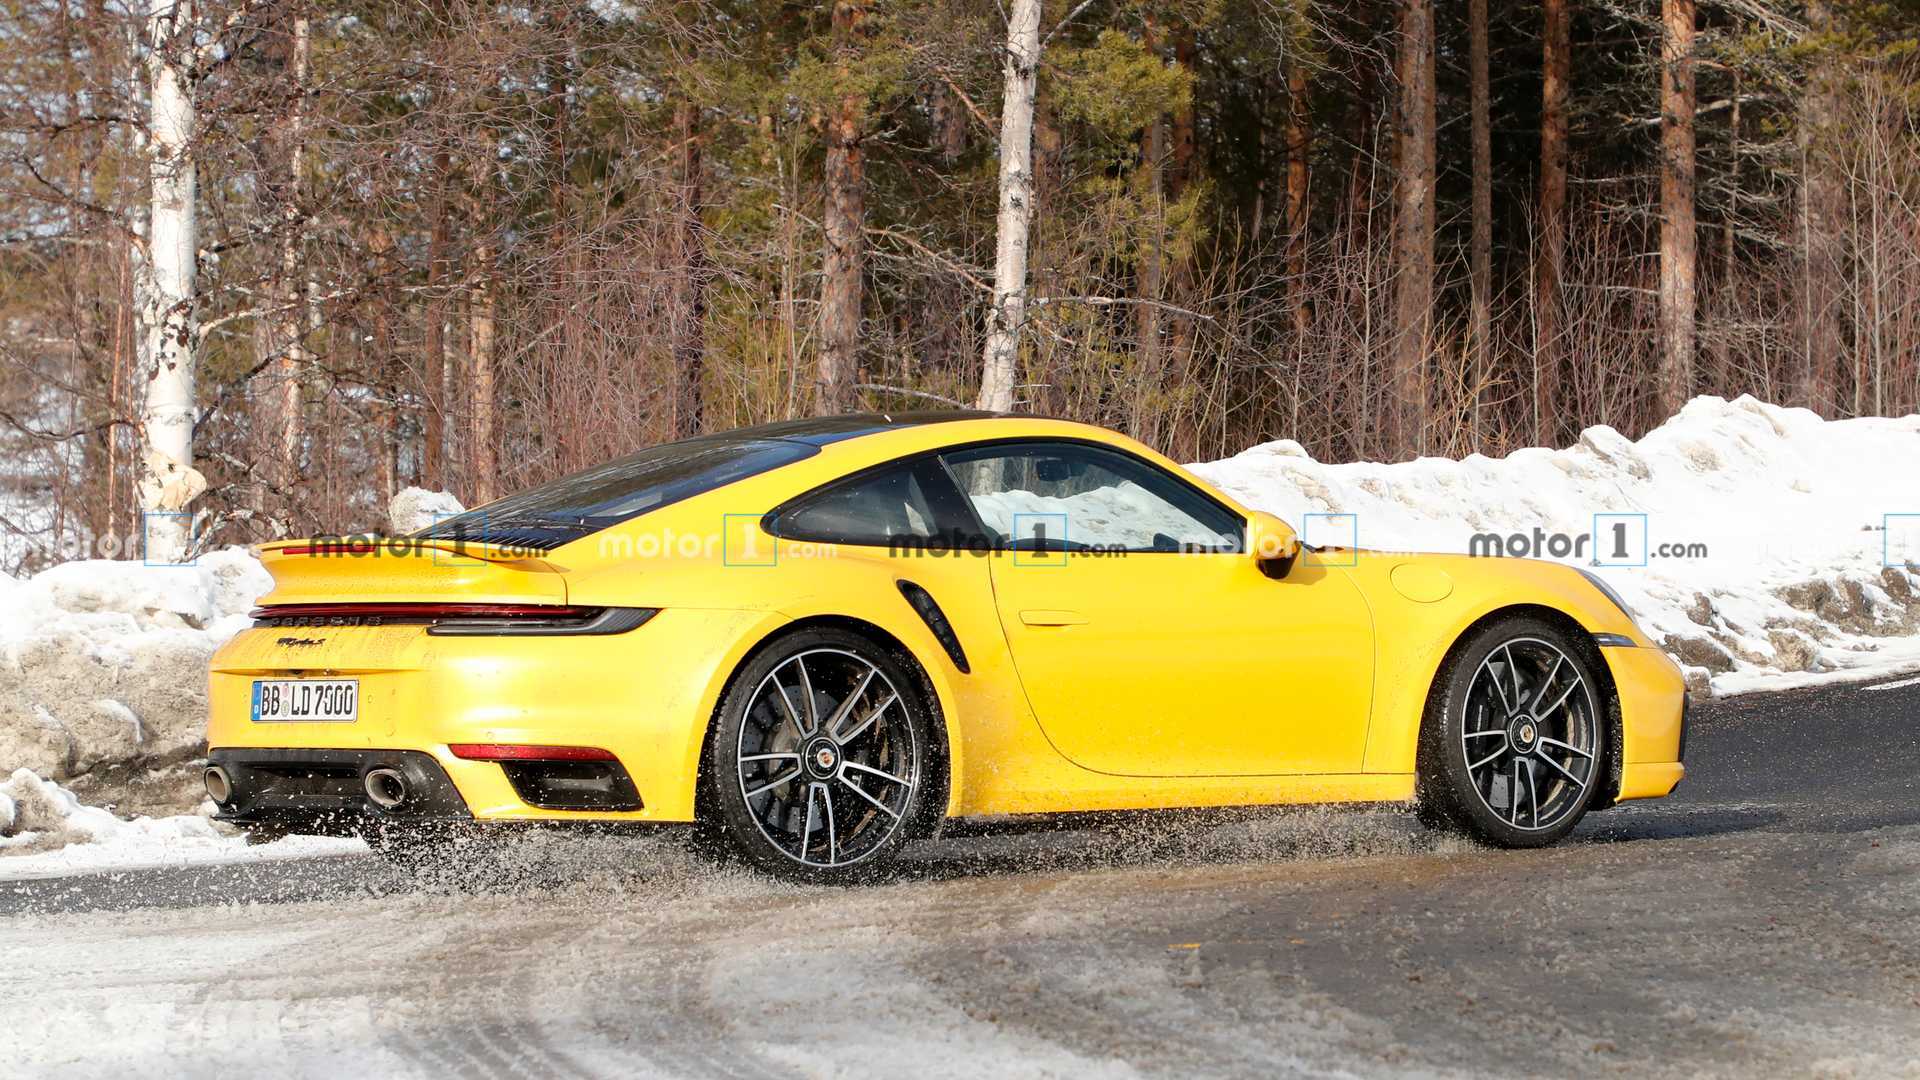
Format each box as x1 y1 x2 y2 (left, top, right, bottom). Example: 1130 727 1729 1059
271 13 311 493
138 0 206 562
975 0 1042 413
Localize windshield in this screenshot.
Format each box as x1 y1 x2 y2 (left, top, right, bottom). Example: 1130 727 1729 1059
415 435 819 549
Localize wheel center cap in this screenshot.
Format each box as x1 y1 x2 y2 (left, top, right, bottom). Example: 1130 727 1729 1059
805 739 840 777
1509 715 1539 753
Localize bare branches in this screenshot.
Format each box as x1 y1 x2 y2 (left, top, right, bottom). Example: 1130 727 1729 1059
1030 295 1220 325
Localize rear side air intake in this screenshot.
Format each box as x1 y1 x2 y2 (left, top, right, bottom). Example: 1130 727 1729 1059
896 579 970 674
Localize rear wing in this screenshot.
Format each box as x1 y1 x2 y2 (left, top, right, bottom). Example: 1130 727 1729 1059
253 537 569 607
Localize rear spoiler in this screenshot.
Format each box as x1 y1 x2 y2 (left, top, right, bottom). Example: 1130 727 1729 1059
252 537 570 608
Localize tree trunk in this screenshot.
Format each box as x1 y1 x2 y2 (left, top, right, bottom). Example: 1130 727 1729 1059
1029 78 1064 413
817 1 867 416
1137 110 1167 432
1284 46 1311 345
1535 0 1570 444
136 0 205 562
976 0 1042 413
671 98 708 437
1724 69 1740 274
1392 0 1435 458
1657 0 1697 418
1799 0 1847 414
422 152 451 487
468 241 498 505
1468 0 1492 445
934 81 968 162
1169 27 1197 199
367 228 399 502
1133 18 1169 443
266 9 310 523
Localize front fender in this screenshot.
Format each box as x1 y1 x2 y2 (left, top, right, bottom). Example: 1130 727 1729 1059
1348 552 1652 776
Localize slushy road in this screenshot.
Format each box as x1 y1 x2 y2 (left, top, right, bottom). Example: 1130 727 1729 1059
4 676 1918 1078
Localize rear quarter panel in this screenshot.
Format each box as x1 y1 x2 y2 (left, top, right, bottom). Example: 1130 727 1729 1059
209 607 782 821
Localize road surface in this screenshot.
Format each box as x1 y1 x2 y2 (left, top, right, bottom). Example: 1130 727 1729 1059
3 676 1918 1078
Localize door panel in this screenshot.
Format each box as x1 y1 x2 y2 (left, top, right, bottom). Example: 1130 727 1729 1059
988 550 1375 777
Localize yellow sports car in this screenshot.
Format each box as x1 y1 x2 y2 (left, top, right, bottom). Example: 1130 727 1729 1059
204 414 1686 880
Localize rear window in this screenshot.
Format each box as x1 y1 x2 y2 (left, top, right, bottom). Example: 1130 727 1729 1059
415 435 818 549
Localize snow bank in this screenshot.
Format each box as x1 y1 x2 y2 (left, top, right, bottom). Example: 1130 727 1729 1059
388 486 465 534
0 547 269 801
0 768 359 880
1192 395 1920 695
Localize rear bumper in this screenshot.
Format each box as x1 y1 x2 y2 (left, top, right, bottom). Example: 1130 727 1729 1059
208 746 648 831
209 748 472 831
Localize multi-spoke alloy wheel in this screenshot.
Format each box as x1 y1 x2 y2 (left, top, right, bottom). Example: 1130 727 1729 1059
1461 637 1596 831
1418 618 1607 847
705 629 934 879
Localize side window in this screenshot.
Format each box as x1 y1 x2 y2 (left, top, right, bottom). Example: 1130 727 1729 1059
769 462 939 546
940 442 1242 553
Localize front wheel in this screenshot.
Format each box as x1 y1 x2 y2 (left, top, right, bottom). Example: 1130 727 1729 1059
703 629 938 883
1417 618 1608 847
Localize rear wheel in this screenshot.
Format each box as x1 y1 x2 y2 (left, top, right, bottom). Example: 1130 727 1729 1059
703 629 936 883
1417 617 1607 847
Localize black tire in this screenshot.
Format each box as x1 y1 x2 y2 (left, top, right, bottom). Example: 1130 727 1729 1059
701 627 940 883
1416 616 1609 848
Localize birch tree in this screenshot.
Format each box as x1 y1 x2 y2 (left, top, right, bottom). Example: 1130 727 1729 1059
976 0 1041 414
136 0 210 563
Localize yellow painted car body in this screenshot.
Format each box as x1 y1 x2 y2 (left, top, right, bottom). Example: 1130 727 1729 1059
207 415 1686 830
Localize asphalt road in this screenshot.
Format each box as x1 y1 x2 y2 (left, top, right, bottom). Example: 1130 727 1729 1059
3 676 1918 1078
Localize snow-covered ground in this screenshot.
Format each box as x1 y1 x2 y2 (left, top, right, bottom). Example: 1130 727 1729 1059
2 395 1917 874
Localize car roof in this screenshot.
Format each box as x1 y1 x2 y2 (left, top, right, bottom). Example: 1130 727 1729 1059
719 411 1002 447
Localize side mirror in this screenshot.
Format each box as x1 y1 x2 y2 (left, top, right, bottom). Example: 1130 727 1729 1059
1247 511 1301 579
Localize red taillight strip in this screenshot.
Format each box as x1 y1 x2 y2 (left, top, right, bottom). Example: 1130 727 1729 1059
250 603 594 620
448 744 617 762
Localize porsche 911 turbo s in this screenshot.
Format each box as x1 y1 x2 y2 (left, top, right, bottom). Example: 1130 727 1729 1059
204 413 1687 881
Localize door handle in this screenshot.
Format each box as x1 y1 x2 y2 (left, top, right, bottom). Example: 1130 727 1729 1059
1019 609 1087 626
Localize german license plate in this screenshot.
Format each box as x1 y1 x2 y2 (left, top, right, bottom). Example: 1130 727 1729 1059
251 679 359 722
